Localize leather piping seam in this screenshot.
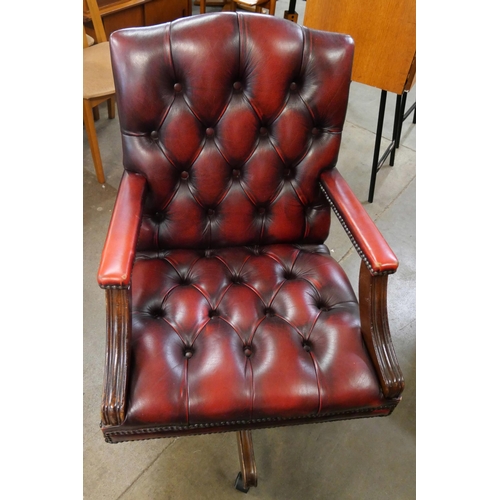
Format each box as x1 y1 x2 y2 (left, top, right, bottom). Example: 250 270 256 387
102 404 397 439
319 183 394 277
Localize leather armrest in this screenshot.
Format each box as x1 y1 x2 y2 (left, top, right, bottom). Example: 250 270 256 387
320 169 398 275
97 171 147 288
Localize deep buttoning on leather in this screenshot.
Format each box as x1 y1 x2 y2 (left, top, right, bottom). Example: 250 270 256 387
302 340 312 352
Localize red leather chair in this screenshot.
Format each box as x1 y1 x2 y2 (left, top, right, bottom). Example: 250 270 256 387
98 12 404 493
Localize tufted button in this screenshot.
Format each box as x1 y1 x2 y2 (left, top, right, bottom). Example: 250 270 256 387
174 83 182 92
311 127 320 136
232 168 240 178
258 207 266 216
181 171 189 180
178 276 191 285
290 82 297 91
283 167 292 178
184 348 193 359
316 299 329 311
208 309 218 318
303 341 311 352
153 211 164 223
150 130 159 141
305 206 314 216
206 127 214 137
207 208 215 216
259 127 268 136
233 81 242 91
243 346 252 357
264 307 274 317
205 249 213 258
150 306 164 319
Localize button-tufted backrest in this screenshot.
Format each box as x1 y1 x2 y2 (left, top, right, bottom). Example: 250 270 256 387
110 12 354 251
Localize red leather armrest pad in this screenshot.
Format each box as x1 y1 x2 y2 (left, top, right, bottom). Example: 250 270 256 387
97 171 147 287
320 169 398 274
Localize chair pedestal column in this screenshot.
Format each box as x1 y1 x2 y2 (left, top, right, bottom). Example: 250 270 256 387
234 430 258 493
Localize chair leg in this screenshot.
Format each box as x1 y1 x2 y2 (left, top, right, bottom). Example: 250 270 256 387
368 89 387 203
93 105 100 121
266 0 276 15
107 96 116 120
234 430 257 493
83 99 106 184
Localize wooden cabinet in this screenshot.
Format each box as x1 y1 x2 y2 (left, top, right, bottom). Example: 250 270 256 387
83 0 192 39
303 0 415 94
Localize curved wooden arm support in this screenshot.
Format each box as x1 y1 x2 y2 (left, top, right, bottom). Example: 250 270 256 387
319 169 403 398
359 263 404 399
101 287 131 427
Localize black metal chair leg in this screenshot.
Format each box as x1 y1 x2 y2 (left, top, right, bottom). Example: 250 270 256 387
368 90 387 203
389 94 402 166
368 87 415 202
395 91 408 150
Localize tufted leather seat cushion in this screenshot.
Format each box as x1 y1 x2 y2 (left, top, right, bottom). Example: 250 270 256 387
115 243 387 436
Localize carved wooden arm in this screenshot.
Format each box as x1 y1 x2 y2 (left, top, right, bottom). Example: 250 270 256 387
320 169 404 399
98 171 147 427
101 287 131 427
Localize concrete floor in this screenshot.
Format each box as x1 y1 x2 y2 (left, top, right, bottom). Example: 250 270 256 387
83 2 416 498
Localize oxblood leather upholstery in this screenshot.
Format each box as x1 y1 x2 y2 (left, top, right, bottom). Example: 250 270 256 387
126 243 387 430
98 12 402 447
